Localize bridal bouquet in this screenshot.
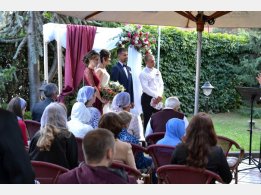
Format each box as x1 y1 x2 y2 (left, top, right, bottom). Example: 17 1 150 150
100 81 125 102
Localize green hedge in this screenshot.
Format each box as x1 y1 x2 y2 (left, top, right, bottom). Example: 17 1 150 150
158 27 248 114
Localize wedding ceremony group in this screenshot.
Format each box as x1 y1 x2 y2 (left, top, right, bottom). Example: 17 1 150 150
1 11 261 185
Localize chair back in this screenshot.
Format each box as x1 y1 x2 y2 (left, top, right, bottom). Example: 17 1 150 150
145 132 165 145
147 144 175 169
157 165 224 184
24 120 40 140
75 137 84 163
217 135 241 156
110 161 142 179
130 143 148 157
217 135 244 184
31 160 69 184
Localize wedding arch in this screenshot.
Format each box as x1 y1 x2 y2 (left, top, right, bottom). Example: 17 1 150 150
42 23 144 115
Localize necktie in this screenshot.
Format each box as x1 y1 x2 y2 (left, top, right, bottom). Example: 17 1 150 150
123 64 128 77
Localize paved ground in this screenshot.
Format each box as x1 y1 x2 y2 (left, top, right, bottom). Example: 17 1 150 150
236 158 261 184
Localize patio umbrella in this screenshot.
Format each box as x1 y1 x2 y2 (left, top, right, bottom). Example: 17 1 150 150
56 11 261 114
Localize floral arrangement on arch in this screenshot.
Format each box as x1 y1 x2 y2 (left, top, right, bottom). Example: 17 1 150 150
116 24 156 55
100 81 125 102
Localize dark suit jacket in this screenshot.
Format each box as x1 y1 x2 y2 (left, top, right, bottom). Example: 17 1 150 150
110 62 134 103
32 98 54 122
151 109 185 133
0 109 35 183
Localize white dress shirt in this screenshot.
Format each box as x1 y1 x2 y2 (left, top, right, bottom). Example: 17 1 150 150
119 62 128 78
139 67 164 98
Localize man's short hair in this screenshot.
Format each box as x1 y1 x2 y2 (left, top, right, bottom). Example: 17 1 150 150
165 96 181 110
144 54 154 63
44 83 58 98
117 47 127 56
83 128 115 163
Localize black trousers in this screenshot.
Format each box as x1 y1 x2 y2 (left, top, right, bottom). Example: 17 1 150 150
141 93 159 133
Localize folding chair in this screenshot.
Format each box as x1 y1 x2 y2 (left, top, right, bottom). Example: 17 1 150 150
24 119 40 140
75 137 84 163
145 132 165 145
157 164 224 184
31 160 69 184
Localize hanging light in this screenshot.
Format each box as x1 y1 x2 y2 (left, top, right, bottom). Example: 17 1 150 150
201 81 214 96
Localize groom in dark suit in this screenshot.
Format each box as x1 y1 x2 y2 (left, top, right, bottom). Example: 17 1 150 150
110 48 134 105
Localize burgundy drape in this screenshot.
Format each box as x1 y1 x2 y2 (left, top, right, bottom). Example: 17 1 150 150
59 24 97 102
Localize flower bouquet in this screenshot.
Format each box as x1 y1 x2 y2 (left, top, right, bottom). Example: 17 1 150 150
116 24 156 55
100 81 125 102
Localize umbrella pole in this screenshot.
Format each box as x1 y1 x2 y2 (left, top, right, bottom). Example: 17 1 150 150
194 31 202 115
194 12 205 115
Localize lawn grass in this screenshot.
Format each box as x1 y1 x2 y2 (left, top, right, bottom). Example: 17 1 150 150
188 112 261 152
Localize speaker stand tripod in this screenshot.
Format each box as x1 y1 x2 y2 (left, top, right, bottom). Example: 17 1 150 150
236 87 261 172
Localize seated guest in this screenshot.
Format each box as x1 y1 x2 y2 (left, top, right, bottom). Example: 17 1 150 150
32 83 59 122
76 86 101 129
67 101 93 138
57 128 137 184
29 102 78 169
111 92 142 139
98 112 137 169
145 96 188 137
0 108 35 184
156 118 185 147
171 112 232 184
118 111 152 170
7 96 29 146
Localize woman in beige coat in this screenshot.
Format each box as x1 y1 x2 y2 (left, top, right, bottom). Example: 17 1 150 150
98 112 136 169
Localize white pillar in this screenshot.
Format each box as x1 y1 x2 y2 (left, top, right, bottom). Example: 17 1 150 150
43 41 48 83
157 26 161 70
57 31 63 94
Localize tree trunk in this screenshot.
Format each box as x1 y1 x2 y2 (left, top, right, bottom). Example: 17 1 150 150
27 11 40 111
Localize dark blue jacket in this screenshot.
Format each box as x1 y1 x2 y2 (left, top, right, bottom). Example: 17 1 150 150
110 62 134 103
32 98 54 122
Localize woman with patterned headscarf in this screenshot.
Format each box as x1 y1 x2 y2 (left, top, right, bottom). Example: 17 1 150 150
29 102 78 169
7 96 29 146
75 86 101 128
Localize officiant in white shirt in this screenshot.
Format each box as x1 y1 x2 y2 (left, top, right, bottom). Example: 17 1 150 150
139 54 164 132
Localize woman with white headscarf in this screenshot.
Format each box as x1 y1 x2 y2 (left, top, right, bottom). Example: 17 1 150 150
111 92 141 139
75 86 101 129
29 102 78 169
67 102 93 138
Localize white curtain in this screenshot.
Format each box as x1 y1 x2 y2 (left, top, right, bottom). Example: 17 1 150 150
127 45 143 115
127 45 144 140
43 23 122 51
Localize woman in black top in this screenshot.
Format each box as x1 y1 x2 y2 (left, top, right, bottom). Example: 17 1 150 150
29 102 78 169
171 112 232 184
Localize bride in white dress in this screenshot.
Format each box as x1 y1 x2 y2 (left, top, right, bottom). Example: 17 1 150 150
95 49 111 113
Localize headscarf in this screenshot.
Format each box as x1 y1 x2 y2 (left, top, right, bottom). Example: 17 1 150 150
157 118 185 147
111 92 131 112
76 86 95 104
40 102 68 130
19 97 27 109
70 102 91 124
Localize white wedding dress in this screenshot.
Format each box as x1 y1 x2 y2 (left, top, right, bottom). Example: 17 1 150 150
95 67 111 113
